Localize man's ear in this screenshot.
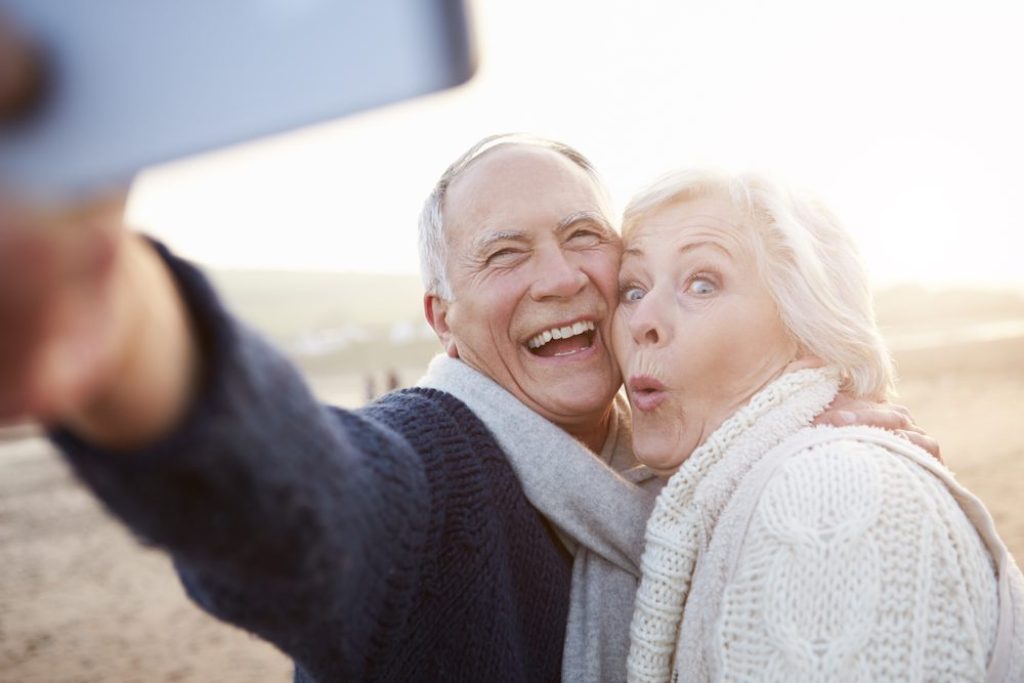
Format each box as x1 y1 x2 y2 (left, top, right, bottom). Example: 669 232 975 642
423 294 459 358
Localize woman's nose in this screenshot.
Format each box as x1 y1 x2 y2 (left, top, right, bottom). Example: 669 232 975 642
628 293 667 347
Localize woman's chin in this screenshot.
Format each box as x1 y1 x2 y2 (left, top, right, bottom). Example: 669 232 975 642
632 428 702 477
633 444 686 477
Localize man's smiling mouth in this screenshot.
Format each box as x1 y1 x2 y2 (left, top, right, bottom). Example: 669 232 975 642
526 321 596 357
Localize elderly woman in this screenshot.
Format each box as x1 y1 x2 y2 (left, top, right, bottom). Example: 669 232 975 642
612 170 1024 682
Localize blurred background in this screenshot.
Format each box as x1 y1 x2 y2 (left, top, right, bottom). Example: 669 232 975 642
3 0 1023 680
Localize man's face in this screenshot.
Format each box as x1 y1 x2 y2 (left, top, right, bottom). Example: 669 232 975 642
429 145 623 430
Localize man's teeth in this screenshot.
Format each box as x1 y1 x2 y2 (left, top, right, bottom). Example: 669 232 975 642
527 321 596 349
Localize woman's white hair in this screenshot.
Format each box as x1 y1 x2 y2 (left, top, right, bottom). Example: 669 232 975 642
418 133 610 300
623 169 895 400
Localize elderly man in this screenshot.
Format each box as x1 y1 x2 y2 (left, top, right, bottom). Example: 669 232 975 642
0 134 931 682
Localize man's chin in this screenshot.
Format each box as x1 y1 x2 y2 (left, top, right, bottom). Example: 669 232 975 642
525 377 620 419
513 343 620 408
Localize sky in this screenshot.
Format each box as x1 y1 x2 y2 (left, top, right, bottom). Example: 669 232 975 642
128 0 1024 289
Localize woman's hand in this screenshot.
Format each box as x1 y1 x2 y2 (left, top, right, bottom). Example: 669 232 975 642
815 395 942 462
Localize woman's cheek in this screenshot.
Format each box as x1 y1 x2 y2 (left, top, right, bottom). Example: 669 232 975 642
610 309 632 366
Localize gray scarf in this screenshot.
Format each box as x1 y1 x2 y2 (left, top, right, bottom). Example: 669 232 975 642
419 355 663 681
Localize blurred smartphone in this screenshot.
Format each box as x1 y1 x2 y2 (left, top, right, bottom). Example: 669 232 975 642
0 0 475 198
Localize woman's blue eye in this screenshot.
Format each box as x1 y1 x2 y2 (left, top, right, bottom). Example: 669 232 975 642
620 286 646 302
688 278 716 295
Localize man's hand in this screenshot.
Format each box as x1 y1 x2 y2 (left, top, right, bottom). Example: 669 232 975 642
0 194 124 420
816 395 942 463
0 192 200 449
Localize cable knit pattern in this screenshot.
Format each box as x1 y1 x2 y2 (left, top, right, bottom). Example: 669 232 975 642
726 445 885 681
628 368 1024 683
1009 564 1024 683
52 243 573 683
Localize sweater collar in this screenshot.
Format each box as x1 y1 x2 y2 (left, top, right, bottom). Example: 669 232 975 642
664 367 841 504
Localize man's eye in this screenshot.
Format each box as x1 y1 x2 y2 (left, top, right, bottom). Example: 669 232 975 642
486 249 519 264
568 229 601 245
688 277 716 295
620 286 646 302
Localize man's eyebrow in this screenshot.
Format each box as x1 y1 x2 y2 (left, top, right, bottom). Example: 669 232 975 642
557 211 614 234
472 229 529 252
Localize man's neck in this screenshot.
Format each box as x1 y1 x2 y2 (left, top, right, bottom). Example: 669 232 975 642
562 403 615 453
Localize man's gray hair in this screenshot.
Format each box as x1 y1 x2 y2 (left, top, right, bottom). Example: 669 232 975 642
418 133 607 300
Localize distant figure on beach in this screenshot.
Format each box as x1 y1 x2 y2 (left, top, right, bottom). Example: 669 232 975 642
362 373 376 403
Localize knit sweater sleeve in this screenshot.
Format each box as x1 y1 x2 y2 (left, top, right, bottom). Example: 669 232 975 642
715 439 1000 682
50 243 434 680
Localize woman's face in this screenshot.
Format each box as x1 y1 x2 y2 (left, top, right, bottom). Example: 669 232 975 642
612 195 800 475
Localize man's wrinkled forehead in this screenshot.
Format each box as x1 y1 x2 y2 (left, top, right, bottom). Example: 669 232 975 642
443 145 615 241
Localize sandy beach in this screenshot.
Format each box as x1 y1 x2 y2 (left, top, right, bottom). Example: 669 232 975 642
2 331 1022 682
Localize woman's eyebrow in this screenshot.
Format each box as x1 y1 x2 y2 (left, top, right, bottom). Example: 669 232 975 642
678 240 732 258
621 238 733 262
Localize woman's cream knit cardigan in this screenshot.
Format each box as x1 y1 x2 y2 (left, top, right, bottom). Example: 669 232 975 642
628 368 1024 682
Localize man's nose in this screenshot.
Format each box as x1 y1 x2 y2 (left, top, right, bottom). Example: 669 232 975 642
529 246 587 300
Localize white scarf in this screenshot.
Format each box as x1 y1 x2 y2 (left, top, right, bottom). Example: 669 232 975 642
419 355 664 681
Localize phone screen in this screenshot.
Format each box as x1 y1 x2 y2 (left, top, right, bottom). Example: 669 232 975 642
0 0 475 198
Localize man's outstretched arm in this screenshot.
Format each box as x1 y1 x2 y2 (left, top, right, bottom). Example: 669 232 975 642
1 197 434 679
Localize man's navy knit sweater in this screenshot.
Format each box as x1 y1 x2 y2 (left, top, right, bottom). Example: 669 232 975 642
53 246 573 682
